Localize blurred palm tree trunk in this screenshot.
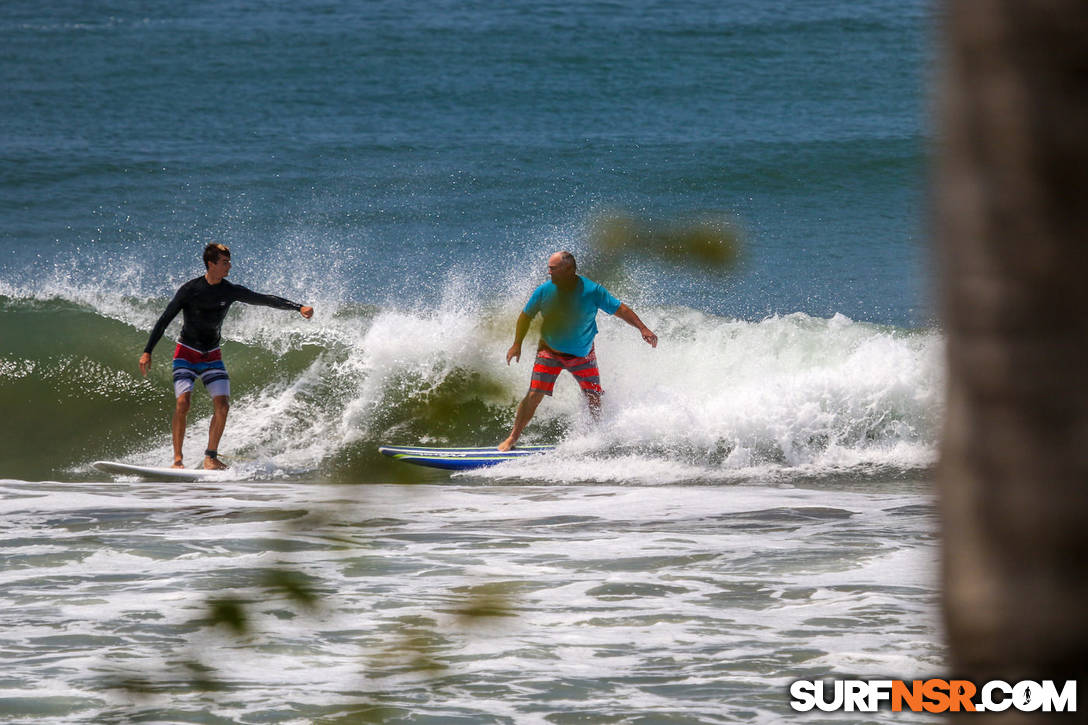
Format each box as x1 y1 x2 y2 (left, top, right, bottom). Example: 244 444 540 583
937 0 1088 706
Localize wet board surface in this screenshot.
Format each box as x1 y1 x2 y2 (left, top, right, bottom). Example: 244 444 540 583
91 460 230 481
378 445 555 471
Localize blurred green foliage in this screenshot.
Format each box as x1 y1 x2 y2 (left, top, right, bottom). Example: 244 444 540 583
104 507 526 718
590 210 743 272
259 568 320 610
207 597 249 636
449 583 518 622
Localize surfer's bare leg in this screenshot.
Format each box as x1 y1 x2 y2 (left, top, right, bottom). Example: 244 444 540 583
499 390 546 451
172 392 191 468
204 395 230 470
583 390 602 422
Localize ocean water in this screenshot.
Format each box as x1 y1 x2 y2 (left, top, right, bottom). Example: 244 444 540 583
1 0 940 722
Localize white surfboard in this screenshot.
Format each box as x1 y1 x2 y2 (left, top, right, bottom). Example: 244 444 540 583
91 460 230 481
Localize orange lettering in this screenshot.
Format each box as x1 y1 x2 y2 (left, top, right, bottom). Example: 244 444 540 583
923 679 951 713
893 680 924 712
949 680 977 712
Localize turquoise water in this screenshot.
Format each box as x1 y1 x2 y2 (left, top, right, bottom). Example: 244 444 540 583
2 0 929 324
1 1 941 722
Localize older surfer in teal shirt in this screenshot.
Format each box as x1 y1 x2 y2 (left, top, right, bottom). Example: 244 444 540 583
499 251 658 451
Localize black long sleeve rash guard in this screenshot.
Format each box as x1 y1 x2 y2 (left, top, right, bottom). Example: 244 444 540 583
144 276 302 354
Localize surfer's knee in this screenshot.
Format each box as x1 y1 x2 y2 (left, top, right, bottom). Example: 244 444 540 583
175 393 191 415
212 396 230 414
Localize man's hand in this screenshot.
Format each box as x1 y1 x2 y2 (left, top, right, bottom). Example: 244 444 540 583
139 352 151 377
641 328 658 348
300 306 314 319
506 343 522 365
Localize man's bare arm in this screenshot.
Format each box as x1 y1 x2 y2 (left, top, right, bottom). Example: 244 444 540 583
506 311 533 364
614 304 658 348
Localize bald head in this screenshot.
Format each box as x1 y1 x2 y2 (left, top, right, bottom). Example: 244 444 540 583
547 251 578 288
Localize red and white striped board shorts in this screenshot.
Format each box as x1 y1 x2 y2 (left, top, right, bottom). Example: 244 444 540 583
530 346 602 396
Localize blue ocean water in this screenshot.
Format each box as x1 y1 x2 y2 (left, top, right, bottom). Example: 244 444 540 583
1 4 944 722
2 0 929 324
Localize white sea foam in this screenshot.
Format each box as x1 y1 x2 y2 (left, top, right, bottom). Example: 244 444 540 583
0 479 944 723
6 268 943 483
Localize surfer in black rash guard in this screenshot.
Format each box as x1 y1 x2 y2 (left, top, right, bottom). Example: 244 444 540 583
138 243 314 470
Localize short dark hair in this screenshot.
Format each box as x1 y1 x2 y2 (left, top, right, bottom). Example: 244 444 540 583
559 251 576 271
203 243 231 269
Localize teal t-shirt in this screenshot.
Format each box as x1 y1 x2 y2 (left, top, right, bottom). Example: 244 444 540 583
523 277 622 357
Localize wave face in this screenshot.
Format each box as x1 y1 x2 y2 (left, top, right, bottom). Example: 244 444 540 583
1 275 942 484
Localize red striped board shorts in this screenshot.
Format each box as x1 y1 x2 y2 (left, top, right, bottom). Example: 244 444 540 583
530 346 603 396
172 343 230 398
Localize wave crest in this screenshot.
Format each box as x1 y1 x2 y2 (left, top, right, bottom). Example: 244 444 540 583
1 285 942 483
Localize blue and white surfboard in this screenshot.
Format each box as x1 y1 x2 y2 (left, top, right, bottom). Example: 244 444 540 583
378 445 554 471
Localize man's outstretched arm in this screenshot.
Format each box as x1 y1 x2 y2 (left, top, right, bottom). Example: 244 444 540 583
232 285 313 318
614 304 658 348
506 312 533 364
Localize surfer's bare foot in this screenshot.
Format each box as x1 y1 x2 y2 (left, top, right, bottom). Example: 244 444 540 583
497 436 516 452
171 459 184 469
203 456 228 470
